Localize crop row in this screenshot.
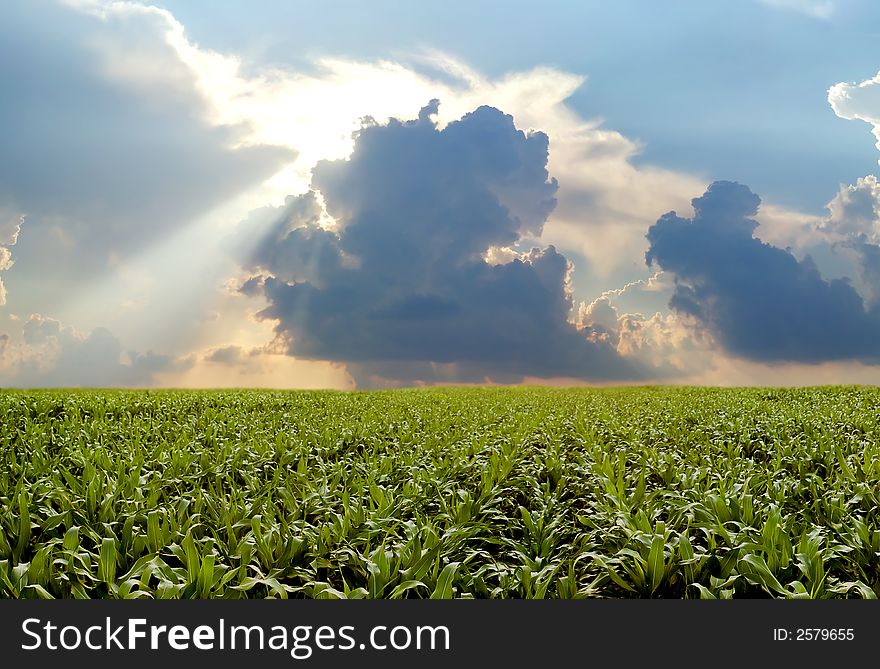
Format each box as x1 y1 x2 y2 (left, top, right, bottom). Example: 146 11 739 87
1 386 879 598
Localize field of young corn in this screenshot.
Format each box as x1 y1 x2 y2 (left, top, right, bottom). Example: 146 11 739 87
1 386 879 599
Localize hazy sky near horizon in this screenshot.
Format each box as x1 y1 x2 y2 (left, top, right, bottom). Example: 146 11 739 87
3 0 880 388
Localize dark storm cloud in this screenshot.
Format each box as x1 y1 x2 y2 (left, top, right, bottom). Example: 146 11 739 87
0 1 292 288
233 192 344 288
645 180 880 362
238 102 643 385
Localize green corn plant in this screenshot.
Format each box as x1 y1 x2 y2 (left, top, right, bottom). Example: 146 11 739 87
2 386 880 598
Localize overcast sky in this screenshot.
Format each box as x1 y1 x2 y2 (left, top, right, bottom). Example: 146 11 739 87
3 0 880 388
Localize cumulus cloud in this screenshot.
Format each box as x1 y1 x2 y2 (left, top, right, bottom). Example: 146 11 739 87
5 0 845 389
822 175 880 242
235 103 646 386
574 281 714 375
0 314 184 387
827 69 880 306
0 0 719 385
645 180 880 363
66 1 708 280
818 175 880 306
578 297 622 342
615 311 713 368
829 70 880 159
232 192 346 288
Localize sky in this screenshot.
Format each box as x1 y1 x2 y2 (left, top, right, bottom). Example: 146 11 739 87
2 0 880 388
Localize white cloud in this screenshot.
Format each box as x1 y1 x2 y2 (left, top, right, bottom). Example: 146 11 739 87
572 273 715 376
759 0 835 19
821 175 880 242
751 203 824 249
0 208 24 247
0 208 24 306
829 70 880 160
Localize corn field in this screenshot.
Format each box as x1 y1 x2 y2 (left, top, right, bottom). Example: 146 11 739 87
1 386 879 599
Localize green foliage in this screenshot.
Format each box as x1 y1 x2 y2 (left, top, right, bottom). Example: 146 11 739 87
0 385 878 599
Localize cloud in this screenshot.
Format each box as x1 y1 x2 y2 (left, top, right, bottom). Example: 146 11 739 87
645 180 880 363
0 0 292 288
818 175 880 306
0 208 23 247
759 0 835 18
235 103 646 386
205 344 251 366
578 296 622 341
1 314 185 387
232 192 345 288
829 70 880 160
7 0 839 389
153 342 353 389
0 0 716 385
0 208 24 306
826 70 880 309
65 1 706 280
822 175 880 242
574 281 715 375
615 311 713 369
